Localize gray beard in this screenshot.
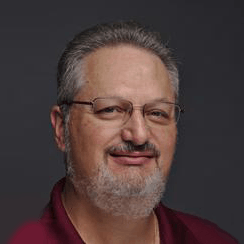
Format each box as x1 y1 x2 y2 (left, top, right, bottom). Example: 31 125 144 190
67 157 165 219
65 127 165 219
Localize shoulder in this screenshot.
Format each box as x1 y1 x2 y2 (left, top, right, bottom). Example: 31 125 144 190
163 205 239 244
8 221 48 244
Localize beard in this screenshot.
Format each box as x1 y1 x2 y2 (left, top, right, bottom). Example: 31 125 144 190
71 162 165 219
65 130 166 219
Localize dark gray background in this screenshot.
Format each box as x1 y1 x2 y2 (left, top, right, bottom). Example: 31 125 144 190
1 0 243 243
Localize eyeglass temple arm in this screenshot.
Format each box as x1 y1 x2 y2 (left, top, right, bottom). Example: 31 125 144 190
180 106 185 113
58 101 93 106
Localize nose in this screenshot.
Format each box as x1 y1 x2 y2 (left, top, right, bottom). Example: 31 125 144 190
121 108 149 145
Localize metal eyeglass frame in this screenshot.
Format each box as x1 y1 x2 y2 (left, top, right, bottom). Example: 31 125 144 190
58 97 185 124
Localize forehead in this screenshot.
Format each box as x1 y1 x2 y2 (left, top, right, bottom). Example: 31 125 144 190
78 45 174 103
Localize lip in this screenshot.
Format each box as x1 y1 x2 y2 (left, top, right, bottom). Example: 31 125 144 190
110 151 154 157
109 151 154 165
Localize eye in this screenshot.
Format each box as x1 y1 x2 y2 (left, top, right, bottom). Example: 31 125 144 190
96 106 124 114
148 110 169 119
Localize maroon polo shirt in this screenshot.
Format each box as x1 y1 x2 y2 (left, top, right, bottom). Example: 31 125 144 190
9 178 239 244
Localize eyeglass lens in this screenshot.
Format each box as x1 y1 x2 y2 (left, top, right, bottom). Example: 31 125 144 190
92 97 180 127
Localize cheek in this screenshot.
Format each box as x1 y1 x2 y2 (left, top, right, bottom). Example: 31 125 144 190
69 116 119 173
78 119 120 149
153 126 177 177
71 119 103 157
153 126 176 151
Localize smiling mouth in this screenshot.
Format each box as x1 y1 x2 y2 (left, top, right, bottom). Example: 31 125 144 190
109 151 155 165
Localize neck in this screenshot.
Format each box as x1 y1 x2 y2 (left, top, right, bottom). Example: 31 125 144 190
62 178 158 244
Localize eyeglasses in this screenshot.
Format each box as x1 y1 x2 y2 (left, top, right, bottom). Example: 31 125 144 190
59 97 184 127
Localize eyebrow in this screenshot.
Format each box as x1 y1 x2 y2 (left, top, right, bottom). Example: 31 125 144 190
96 96 175 104
152 97 175 103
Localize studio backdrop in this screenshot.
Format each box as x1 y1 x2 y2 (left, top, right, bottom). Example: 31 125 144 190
0 0 243 243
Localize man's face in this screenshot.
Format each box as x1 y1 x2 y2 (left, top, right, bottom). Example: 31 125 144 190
67 45 177 185
65 45 177 215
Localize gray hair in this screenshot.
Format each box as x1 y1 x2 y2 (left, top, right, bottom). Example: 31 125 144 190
57 20 179 122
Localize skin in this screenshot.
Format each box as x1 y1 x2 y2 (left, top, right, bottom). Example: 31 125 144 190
51 45 177 244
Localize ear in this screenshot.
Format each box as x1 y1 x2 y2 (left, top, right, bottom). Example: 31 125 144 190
50 105 66 152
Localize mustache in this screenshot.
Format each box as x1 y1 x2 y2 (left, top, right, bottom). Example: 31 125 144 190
106 141 161 158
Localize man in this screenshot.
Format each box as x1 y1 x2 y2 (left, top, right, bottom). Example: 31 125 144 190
10 21 239 244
